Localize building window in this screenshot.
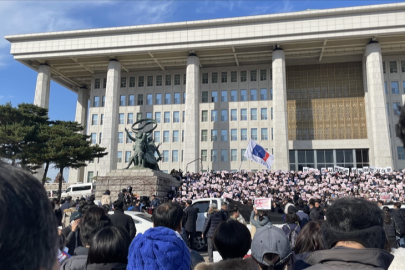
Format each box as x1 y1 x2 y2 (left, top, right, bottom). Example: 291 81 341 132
182 130 184 142
155 112 161 123
260 69 267 81
117 152 122 163
154 131 161 143
120 77 126 88
91 133 97 144
261 128 268 140
156 75 162 86
241 109 247 121
91 114 98 125
250 89 257 101
221 130 228 141
231 71 237 82
211 130 218 142
119 113 124 125
212 72 218 83
261 108 267 120
137 113 142 121
241 71 247 82
270 89 273 100
146 112 152 119
173 111 180 123
387 103 390 116
172 150 179 162
221 72 227 83
401 61 405 73
385 82 388 95
93 96 99 107
241 149 247 161
221 150 228 162
221 90 227 102
128 95 135 106
174 93 181 104
227 111 239 124
103 78 107 88
124 151 131 163
383 62 386 74
183 74 186 85
202 73 208 84
201 150 207 161
99 133 102 144
155 94 162 105
271 128 273 140
163 131 169 143
173 131 179 142
221 110 228 121
129 77 135 87
201 130 208 142
94 78 100 89
390 61 397 73
165 93 171 104
393 102 401 115
126 112 133 124
164 112 170 123
241 129 247 141
183 92 186 104
137 94 143 105
101 96 105 107
182 111 185 122
120 95 125 106
202 91 209 103
100 114 104 125
231 149 237 161
392 82 399 94
230 90 237 102
211 150 217 162
174 74 180 85
250 70 257 81
211 91 218 102
202 110 208 122
146 94 153 105
260 89 267 100
398 147 405 160
126 132 132 143
251 128 258 140
231 129 237 141
162 150 169 162
118 132 123 143
240 90 247 101
211 110 218 122
147 76 153 87
138 76 144 87
165 75 171 86
251 108 257 120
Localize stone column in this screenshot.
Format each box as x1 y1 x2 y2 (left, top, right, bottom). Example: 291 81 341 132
34 64 51 108
99 60 121 176
68 87 89 183
365 42 393 167
272 49 289 170
183 54 200 172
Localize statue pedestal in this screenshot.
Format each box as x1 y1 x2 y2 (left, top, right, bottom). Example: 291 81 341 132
95 169 181 201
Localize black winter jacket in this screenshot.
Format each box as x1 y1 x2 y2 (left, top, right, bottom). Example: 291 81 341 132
86 263 127 270
203 209 225 238
391 209 405 237
108 210 136 239
384 223 398 249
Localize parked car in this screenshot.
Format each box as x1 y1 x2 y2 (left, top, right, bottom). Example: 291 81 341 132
61 183 96 198
108 211 153 236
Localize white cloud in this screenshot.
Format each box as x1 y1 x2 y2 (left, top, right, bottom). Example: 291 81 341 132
195 1 241 14
249 0 296 16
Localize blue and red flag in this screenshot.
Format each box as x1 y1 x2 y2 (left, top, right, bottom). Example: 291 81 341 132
244 139 274 169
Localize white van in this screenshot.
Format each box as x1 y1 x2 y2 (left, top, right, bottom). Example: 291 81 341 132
61 183 96 198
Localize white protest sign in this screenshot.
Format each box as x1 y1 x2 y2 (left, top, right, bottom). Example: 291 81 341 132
254 197 272 209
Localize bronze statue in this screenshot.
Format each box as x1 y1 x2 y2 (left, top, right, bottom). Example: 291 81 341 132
124 119 162 170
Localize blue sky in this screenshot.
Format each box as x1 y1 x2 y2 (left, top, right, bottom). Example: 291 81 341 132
1 0 402 181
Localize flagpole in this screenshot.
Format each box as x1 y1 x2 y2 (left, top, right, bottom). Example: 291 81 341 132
238 160 243 172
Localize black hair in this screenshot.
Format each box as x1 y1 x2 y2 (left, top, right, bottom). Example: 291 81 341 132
80 206 112 246
87 226 131 265
382 206 389 213
213 219 251 260
113 200 124 210
229 206 239 216
78 201 89 214
186 199 192 205
285 213 300 224
294 220 324 254
66 196 72 201
105 190 110 195
0 163 58 270
122 188 127 193
152 202 183 230
251 253 287 270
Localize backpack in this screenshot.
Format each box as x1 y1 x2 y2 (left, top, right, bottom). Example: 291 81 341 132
285 224 299 248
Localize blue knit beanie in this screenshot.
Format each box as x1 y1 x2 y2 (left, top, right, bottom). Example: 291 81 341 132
127 226 191 270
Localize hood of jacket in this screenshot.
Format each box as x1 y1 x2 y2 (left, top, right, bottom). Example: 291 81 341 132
63 208 76 214
305 247 394 270
195 258 259 270
208 208 220 215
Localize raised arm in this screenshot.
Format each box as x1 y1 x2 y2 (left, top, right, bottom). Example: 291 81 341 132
125 128 137 142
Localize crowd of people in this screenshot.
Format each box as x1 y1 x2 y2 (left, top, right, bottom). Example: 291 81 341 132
1 161 405 270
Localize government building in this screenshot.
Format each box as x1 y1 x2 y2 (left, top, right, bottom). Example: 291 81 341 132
5 2 405 183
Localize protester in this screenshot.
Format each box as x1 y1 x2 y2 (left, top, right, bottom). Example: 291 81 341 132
250 207 271 229
183 199 198 249
86 226 130 270
220 203 229 220
150 195 160 211
101 190 111 207
61 196 73 212
0 163 59 270
109 200 136 239
203 203 226 262
62 201 78 228
304 197 394 269
65 211 83 255
282 211 301 248
229 206 247 225
383 211 399 250
294 203 310 228
391 202 405 248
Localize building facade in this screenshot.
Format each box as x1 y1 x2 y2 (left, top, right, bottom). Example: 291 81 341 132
5 2 405 183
